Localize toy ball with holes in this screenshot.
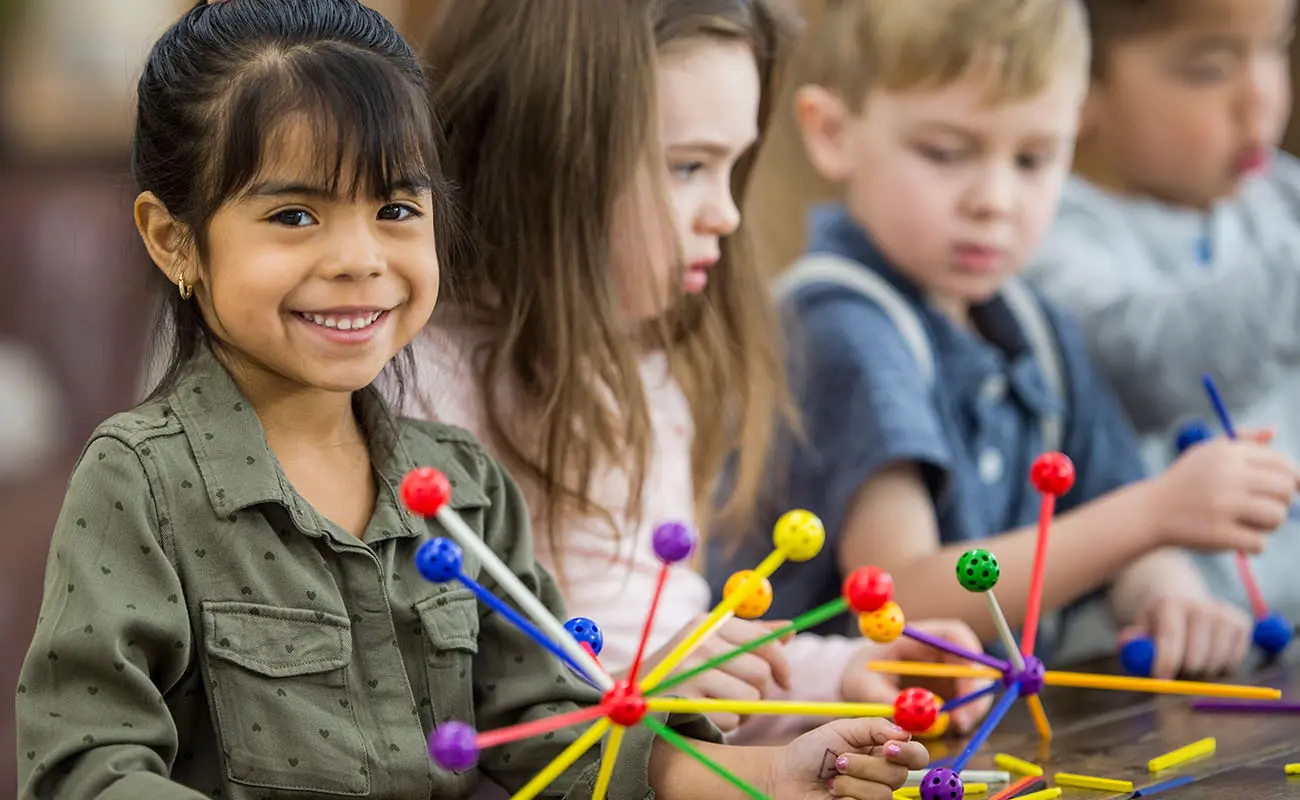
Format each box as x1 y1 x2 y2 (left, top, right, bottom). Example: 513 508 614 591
723 570 774 619
772 509 827 562
956 548 1000 593
565 617 604 658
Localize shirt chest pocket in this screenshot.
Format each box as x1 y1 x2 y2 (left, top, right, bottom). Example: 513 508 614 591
201 602 369 796
414 589 479 731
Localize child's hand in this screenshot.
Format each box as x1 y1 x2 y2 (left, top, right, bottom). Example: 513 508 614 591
1151 434 1298 553
1118 593 1252 679
769 718 927 799
645 615 793 731
840 620 992 735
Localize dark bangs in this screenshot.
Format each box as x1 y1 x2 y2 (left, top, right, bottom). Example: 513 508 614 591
207 42 443 214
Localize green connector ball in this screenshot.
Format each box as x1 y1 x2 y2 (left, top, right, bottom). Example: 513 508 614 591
956 548 1000 592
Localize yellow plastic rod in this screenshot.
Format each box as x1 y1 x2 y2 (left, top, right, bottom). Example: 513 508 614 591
511 719 610 800
994 754 1042 776
591 724 625 800
896 783 988 797
1053 772 1134 792
646 697 893 718
1148 737 1216 773
1044 671 1281 699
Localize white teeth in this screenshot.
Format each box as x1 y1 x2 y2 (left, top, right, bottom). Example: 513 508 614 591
302 311 382 331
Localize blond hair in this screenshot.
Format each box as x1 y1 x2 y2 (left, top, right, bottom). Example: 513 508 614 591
424 0 798 586
747 0 1091 278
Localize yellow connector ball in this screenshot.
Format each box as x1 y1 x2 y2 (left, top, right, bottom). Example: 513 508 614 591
772 510 825 562
918 710 950 740
723 570 773 619
858 601 905 643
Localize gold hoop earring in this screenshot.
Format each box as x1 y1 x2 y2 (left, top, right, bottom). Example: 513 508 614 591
177 273 194 300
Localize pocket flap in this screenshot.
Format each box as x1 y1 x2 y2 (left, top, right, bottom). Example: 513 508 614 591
202 601 351 677
414 588 480 653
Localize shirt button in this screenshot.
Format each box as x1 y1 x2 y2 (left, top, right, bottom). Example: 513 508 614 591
978 449 1004 485
980 375 1008 403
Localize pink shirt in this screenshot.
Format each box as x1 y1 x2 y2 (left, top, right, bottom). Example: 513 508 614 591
409 322 863 744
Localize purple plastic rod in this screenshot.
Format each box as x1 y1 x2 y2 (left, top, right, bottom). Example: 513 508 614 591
903 625 1011 672
1191 699 1300 713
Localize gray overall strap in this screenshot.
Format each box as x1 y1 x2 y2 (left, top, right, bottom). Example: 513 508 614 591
999 278 1066 454
772 252 935 385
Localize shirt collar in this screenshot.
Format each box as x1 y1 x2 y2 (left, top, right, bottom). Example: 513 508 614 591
168 342 488 535
806 204 1057 417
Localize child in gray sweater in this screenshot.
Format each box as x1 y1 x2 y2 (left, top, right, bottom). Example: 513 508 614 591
1028 0 1300 661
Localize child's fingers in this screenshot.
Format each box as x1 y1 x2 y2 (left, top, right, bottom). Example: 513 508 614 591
820 717 914 750
694 668 763 704
1206 606 1251 675
1147 603 1187 680
1245 465 1297 505
908 619 985 657
754 641 793 691
703 710 741 732
761 619 797 644
950 683 994 734
1220 523 1268 554
1239 497 1289 531
832 750 910 788
715 651 783 696
719 622 793 691
825 775 894 800
1180 608 1212 675
1239 426 1276 444
1229 610 1252 668
885 740 929 770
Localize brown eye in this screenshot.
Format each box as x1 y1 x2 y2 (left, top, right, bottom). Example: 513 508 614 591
378 203 421 221
271 209 315 227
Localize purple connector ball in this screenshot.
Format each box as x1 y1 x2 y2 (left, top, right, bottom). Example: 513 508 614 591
416 538 463 584
918 767 964 800
430 721 478 772
1018 656 1046 695
564 617 604 656
652 521 696 564
1253 613 1293 658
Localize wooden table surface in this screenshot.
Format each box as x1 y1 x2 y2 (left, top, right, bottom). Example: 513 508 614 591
923 647 1300 798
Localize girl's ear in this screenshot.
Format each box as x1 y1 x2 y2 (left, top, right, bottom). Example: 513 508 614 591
793 84 854 183
134 191 196 289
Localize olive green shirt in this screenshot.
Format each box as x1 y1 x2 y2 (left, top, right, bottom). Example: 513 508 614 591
17 346 718 799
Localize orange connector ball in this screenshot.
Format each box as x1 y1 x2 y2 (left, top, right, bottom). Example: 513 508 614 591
723 570 774 619
858 601 905 643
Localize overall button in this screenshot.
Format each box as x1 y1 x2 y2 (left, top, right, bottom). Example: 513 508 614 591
978 449 1004 485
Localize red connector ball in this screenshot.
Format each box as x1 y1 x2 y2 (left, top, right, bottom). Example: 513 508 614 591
893 687 940 734
843 566 894 613
402 467 452 516
1030 452 1075 497
603 681 648 727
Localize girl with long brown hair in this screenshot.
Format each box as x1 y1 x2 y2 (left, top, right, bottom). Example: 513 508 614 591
413 0 990 743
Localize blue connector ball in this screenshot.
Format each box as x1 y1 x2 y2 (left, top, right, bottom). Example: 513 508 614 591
1120 636 1155 677
416 537 464 584
564 617 604 657
1252 613 1293 658
1174 418 1213 455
